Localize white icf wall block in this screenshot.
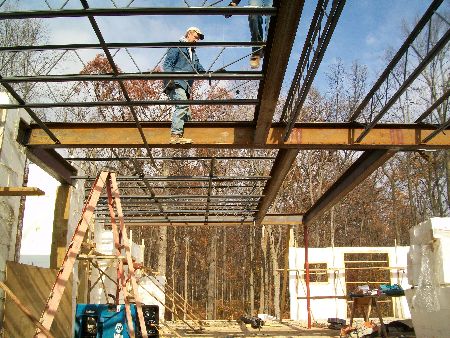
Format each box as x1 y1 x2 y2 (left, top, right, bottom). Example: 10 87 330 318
408 217 450 286
406 217 450 337
289 246 411 321
89 221 165 320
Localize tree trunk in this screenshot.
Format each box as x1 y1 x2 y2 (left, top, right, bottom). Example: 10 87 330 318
269 227 280 318
170 228 178 320
157 226 167 278
446 150 450 214
432 156 445 216
184 237 189 320
427 158 439 216
382 165 400 245
359 216 366 247
249 226 255 315
222 228 226 318
405 155 418 226
206 227 217 319
259 225 268 314
330 206 335 248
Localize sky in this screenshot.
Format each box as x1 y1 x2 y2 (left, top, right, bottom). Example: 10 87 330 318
3 0 438 95
20 163 58 267
286 0 433 92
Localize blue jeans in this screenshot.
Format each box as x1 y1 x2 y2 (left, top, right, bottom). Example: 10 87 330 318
248 0 273 56
169 86 191 135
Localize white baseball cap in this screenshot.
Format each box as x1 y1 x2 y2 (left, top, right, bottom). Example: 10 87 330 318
186 26 204 40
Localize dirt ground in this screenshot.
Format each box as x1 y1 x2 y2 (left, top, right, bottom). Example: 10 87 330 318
160 318 416 337
162 320 344 337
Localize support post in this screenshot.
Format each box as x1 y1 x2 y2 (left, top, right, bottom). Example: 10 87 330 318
50 184 71 268
304 224 311 329
280 225 291 321
110 172 148 338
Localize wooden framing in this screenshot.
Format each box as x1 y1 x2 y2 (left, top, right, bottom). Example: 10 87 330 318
0 281 55 338
0 187 44 196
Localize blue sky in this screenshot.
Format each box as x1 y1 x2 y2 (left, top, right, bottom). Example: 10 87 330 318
3 0 439 95
286 0 433 93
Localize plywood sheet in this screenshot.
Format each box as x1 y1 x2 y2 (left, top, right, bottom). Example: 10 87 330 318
3 261 72 337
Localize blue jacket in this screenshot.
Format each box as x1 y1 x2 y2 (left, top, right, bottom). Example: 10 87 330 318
163 40 205 95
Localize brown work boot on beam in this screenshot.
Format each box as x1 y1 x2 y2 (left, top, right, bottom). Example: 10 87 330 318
170 134 192 144
250 55 260 69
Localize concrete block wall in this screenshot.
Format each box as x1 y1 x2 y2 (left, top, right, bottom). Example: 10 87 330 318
0 92 31 325
0 92 86 332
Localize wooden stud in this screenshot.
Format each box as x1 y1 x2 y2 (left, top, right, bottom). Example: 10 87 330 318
0 187 44 196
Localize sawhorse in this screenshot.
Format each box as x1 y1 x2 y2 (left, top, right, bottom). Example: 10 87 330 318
349 296 388 337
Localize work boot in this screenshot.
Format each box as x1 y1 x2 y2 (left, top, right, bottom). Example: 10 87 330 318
250 55 260 69
170 134 192 144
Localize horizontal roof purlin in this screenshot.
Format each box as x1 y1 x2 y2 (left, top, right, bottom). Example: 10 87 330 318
0 99 258 109
0 41 266 52
0 7 277 20
0 71 263 83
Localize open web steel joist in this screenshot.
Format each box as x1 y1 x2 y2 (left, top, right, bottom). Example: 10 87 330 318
1 0 449 228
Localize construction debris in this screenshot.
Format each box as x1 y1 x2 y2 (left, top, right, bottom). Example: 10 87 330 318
237 314 265 329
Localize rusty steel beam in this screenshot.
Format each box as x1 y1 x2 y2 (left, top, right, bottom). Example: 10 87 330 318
262 213 303 225
0 99 258 109
254 149 299 226
19 122 450 150
302 150 396 225
253 0 305 145
0 41 266 53
125 222 253 227
109 213 303 227
25 147 77 185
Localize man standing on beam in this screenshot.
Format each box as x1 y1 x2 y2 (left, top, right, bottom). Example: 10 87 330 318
163 27 206 144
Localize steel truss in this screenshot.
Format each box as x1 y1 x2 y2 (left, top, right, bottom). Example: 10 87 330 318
348 0 449 141
1 0 449 230
299 0 450 226
280 0 346 140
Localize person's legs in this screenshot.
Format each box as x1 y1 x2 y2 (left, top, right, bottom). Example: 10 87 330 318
169 87 192 143
248 0 264 56
262 0 273 44
248 0 272 68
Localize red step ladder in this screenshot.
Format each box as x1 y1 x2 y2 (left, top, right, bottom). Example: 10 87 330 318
35 171 148 338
